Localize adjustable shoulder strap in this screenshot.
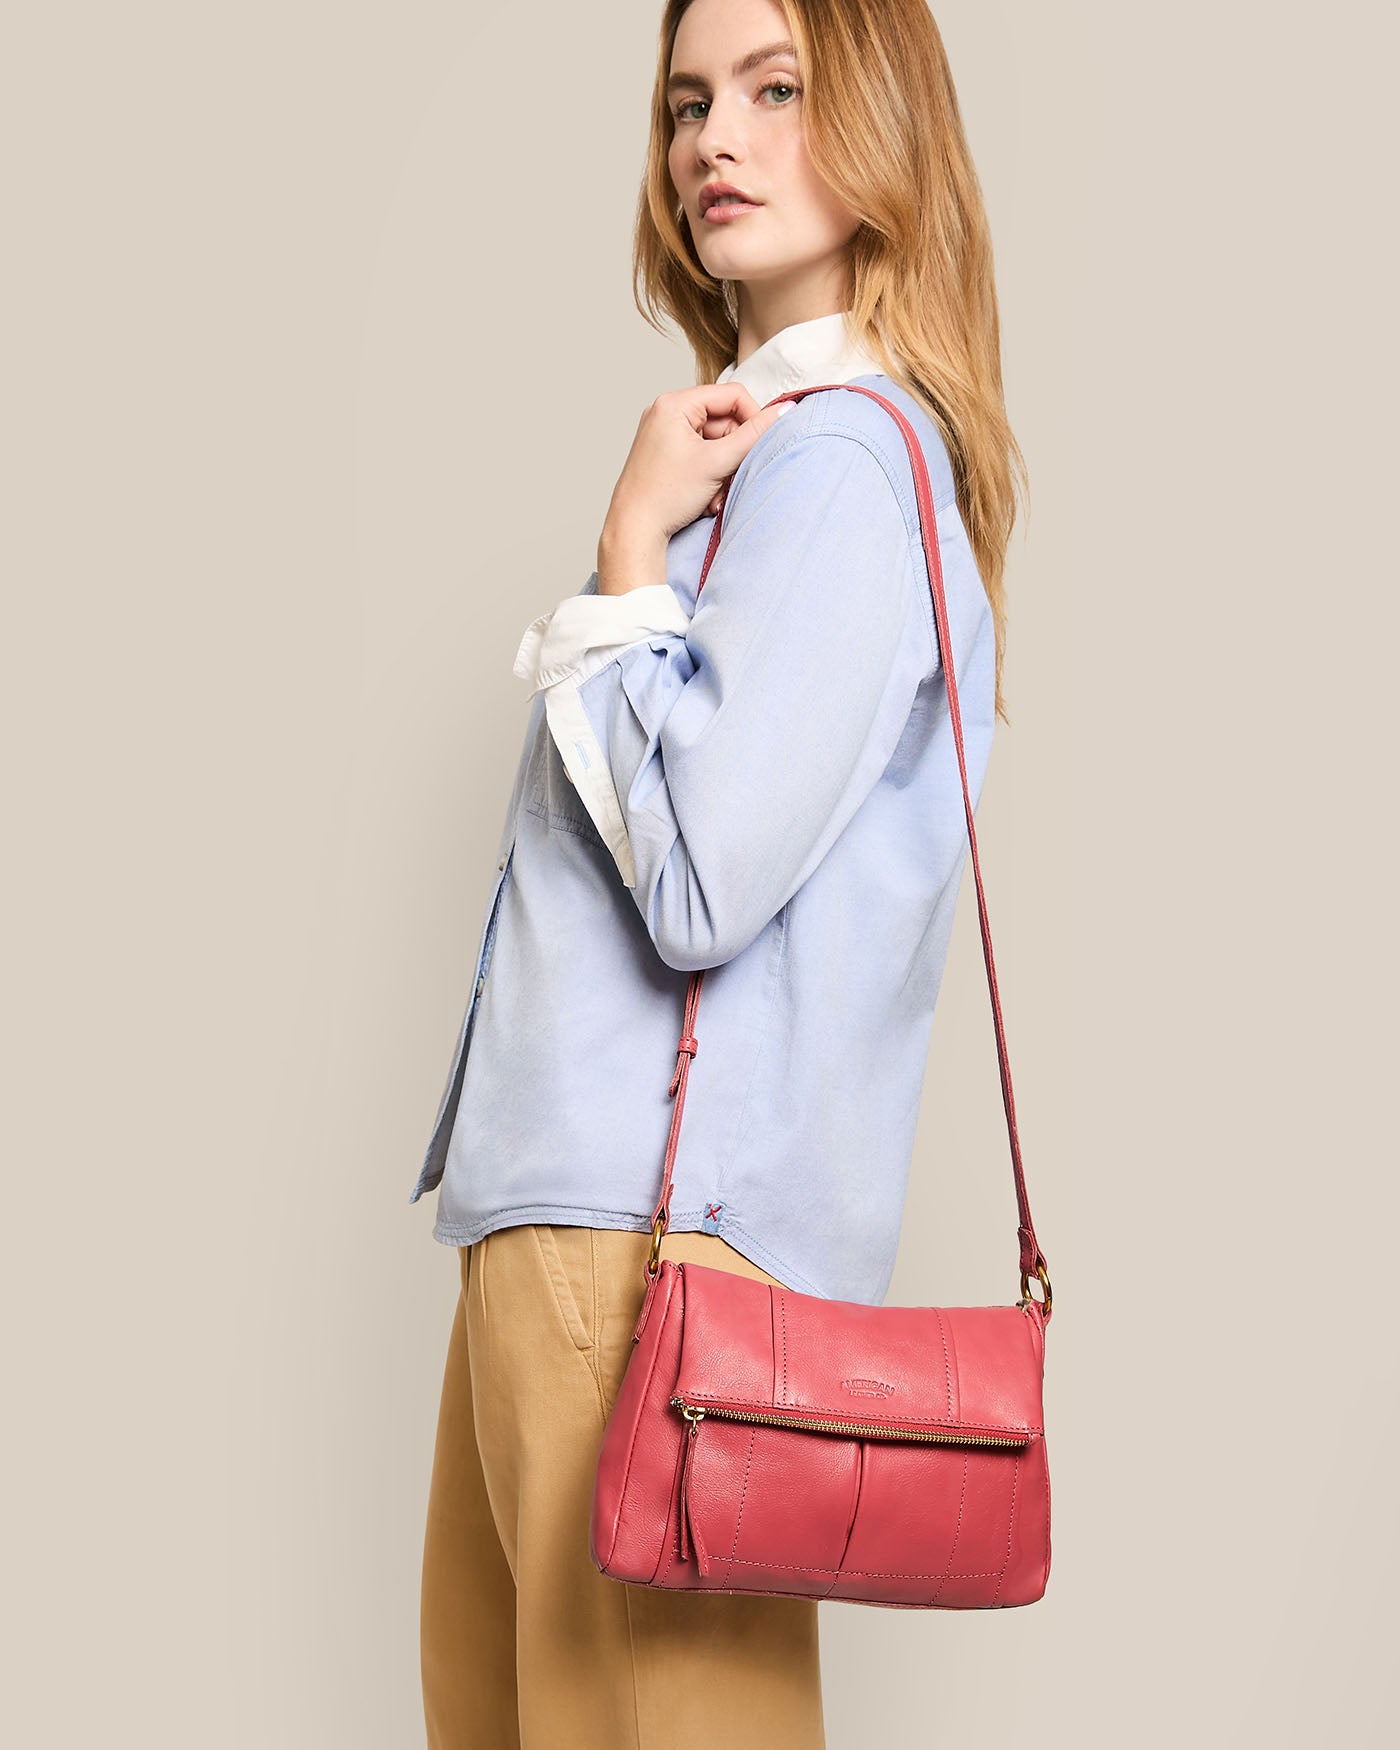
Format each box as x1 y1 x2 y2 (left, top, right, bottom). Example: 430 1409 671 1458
645 382 1052 1318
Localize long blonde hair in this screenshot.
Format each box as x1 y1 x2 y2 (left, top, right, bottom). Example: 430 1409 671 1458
633 0 1027 722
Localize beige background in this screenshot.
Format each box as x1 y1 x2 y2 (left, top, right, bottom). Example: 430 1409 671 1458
4 2 1395 1744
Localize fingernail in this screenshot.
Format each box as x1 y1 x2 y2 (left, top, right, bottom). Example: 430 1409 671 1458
775 400 795 416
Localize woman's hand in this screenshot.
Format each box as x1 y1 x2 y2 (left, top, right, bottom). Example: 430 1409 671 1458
596 384 795 596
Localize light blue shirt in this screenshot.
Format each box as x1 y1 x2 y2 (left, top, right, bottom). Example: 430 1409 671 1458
407 313 998 1306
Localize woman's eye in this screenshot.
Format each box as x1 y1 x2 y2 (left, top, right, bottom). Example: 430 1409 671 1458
673 79 802 122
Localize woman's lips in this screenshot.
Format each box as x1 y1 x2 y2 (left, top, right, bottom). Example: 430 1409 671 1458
702 199 763 223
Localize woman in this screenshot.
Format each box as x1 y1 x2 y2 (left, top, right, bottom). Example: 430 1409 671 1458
415 0 1025 1743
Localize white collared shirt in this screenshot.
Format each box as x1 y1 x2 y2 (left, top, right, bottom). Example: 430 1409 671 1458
712 308 887 404
511 310 887 886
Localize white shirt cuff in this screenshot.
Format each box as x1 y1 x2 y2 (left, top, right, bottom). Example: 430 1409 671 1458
512 583 691 693
512 585 692 888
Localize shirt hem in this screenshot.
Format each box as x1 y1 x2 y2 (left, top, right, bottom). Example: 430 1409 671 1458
429 1202 698 1245
427 1201 828 1298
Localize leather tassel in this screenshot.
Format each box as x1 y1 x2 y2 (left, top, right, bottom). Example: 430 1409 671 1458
678 1420 711 1577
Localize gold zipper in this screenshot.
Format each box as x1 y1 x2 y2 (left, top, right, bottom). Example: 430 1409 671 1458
670 1395 1028 1447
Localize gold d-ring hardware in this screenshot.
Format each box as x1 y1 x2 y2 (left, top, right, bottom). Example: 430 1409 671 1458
646 1214 666 1277
1019 1261 1053 1317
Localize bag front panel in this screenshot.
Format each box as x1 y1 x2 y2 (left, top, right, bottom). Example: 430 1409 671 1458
594 1260 1052 1607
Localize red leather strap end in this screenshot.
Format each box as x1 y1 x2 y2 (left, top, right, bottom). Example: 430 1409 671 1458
631 1265 662 1343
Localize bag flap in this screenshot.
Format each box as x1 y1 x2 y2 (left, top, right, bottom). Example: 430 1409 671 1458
671 1261 1044 1441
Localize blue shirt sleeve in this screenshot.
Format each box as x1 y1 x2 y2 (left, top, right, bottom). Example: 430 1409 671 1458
571 418 935 971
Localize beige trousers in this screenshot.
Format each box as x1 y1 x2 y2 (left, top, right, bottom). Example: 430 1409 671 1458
420 1221 827 1749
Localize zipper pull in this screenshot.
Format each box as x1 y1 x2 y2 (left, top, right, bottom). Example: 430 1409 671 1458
676 1403 711 1577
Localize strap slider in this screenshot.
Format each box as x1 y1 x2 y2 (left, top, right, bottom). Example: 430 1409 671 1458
669 1033 700 1096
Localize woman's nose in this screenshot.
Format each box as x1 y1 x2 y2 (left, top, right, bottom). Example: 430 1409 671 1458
695 105 746 168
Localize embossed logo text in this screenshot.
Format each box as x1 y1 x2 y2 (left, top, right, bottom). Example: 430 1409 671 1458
841 1377 896 1398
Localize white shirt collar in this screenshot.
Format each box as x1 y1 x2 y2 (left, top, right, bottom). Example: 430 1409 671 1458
714 310 886 406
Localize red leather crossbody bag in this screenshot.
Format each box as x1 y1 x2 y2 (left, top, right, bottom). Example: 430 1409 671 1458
590 382 1054 1609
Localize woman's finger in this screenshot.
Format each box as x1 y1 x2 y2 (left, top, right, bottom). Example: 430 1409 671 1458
673 381 763 429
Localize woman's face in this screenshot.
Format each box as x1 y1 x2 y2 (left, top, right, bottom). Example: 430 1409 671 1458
667 0 862 316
